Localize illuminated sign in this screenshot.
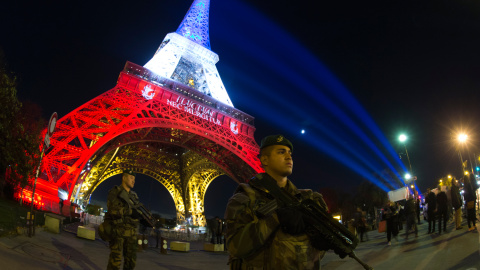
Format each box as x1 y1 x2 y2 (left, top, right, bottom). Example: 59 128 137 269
142 85 156 100
167 96 221 125
230 120 239 135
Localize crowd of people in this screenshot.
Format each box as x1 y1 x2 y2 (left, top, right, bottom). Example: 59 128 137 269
380 174 478 246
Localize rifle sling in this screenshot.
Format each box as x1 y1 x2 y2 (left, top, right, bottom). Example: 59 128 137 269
251 175 298 207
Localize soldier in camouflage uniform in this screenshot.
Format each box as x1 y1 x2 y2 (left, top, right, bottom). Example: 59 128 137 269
225 135 328 270
105 170 140 270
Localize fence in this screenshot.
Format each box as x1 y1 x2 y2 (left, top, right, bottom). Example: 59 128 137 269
154 229 209 242
83 214 103 225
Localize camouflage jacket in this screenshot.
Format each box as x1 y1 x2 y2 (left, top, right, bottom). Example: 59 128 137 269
106 185 140 234
225 173 328 270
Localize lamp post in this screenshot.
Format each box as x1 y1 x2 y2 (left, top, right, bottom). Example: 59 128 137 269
457 133 471 174
399 134 414 185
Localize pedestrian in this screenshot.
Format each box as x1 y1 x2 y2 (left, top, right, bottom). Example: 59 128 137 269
415 196 421 224
451 179 463 230
224 135 329 269
397 202 405 231
210 217 219 244
383 201 399 246
216 217 224 244
354 207 368 242
105 169 140 270
405 194 418 239
436 187 448 234
445 185 453 223
426 188 437 234
463 174 477 232
59 198 64 215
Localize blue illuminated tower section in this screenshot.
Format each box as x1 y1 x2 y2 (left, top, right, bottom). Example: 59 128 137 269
175 0 211 49
144 0 233 106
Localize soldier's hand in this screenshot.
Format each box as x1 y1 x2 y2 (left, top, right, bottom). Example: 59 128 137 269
276 207 305 235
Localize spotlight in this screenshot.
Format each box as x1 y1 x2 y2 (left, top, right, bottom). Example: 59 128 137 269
301 129 305 134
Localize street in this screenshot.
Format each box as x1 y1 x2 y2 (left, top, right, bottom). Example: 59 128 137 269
0 218 479 270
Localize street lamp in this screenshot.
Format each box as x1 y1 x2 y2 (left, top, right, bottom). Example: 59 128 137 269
456 132 473 174
399 134 414 185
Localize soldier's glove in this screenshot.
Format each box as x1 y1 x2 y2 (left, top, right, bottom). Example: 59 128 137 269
276 207 305 235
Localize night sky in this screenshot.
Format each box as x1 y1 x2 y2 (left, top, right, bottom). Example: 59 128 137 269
2 0 480 218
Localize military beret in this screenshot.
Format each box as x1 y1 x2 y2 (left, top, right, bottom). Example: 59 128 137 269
123 169 136 176
260 134 293 151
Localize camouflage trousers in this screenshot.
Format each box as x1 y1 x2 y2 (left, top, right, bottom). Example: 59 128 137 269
107 234 138 270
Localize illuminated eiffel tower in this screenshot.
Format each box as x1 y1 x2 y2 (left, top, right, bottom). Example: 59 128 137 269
21 0 261 226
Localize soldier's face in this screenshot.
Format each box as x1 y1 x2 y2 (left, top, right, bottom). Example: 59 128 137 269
262 145 293 178
123 174 135 189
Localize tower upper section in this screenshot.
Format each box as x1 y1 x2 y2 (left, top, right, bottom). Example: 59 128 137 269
144 0 233 107
176 0 211 49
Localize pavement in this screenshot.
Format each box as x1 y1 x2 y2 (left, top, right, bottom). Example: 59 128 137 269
0 218 479 270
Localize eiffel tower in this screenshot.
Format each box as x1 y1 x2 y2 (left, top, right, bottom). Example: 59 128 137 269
28 0 261 226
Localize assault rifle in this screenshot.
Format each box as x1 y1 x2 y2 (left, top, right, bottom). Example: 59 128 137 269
252 176 373 270
118 189 156 228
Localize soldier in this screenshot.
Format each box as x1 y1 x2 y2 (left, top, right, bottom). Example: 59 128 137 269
105 169 140 270
225 135 328 269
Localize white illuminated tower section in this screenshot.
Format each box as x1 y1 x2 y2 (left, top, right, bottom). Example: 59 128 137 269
144 0 233 107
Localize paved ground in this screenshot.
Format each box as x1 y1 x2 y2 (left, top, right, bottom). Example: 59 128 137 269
0 218 479 270
321 219 480 270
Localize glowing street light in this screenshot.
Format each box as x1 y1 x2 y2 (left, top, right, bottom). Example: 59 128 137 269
405 173 411 180
399 134 407 143
458 133 468 143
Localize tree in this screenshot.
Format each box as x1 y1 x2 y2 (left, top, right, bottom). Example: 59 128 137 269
86 204 102 215
318 187 340 213
0 50 44 197
353 180 388 217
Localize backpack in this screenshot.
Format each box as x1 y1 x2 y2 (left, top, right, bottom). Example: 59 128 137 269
98 219 113 241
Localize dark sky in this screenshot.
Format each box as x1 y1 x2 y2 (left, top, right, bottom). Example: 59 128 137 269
2 0 480 218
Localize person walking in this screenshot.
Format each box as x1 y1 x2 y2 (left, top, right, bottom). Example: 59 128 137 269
354 207 368 242
105 169 140 270
426 188 437 234
415 196 421 225
405 194 418 239
451 180 463 230
384 201 399 246
224 135 329 269
463 175 477 232
436 187 448 234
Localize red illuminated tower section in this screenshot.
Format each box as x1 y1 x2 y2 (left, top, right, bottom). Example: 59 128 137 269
22 0 262 226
